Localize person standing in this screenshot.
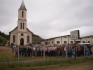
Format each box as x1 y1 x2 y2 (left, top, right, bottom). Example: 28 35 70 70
91 46 93 55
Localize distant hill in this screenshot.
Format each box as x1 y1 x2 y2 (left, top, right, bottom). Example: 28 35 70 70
0 31 9 39
32 33 44 44
0 31 9 45
0 31 43 45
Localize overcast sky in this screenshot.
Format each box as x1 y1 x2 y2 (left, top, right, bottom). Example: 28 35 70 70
0 0 93 39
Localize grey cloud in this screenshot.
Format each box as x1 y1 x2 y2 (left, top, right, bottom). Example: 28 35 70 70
0 0 93 38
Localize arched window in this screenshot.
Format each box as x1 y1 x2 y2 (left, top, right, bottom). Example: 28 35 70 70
13 35 15 43
20 23 22 29
23 23 24 29
22 11 24 17
27 36 29 43
20 38 24 45
20 23 24 29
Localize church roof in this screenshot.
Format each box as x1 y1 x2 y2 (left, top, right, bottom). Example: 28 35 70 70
9 27 18 34
9 26 33 34
19 0 27 10
27 28 33 34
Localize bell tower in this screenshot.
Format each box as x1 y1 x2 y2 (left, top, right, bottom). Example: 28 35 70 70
18 0 27 32
17 0 28 45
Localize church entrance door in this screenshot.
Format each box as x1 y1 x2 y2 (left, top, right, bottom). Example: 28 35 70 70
20 38 24 45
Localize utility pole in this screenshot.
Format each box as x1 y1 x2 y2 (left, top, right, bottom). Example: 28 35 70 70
18 45 19 61
74 40 76 59
43 46 45 61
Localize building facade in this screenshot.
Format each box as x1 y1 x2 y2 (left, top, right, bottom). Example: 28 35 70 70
10 1 32 46
42 35 93 46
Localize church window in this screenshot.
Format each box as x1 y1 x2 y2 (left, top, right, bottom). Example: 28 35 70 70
13 35 15 43
23 23 24 29
20 23 22 29
20 23 24 29
27 36 29 43
22 11 24 17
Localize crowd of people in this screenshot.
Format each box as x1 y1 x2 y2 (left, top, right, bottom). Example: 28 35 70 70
10 43 93 58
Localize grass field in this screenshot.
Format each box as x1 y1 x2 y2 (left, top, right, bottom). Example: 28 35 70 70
0 46 66 62
0 46 93 70
0 46 16 61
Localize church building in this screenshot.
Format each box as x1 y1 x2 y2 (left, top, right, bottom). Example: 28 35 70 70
10 1 32 46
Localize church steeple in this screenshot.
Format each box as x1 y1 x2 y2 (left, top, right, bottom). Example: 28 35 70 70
18 0 27 20
18 0 27 31
19 0 27 10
